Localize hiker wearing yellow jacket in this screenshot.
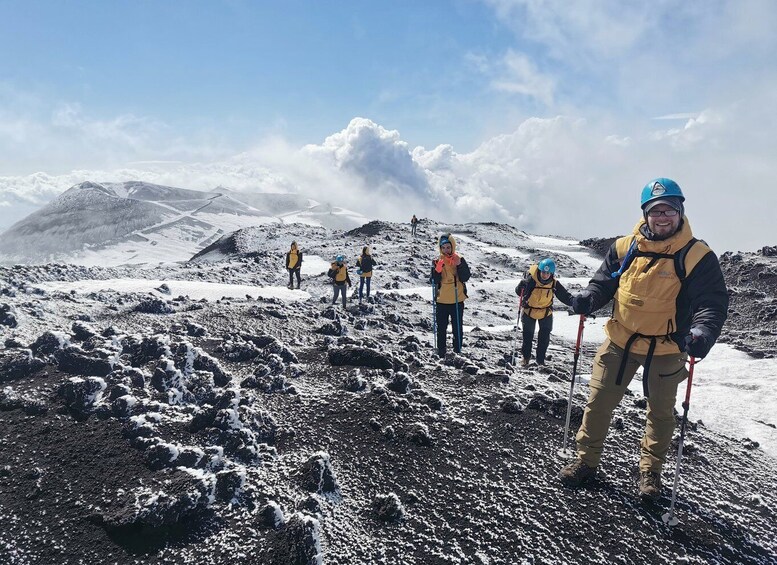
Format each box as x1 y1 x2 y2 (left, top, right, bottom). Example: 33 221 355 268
429 234 471 357
285 241 303 289
559 178 728 500
327 255 352 308
515 258 574 366
356 246 377 302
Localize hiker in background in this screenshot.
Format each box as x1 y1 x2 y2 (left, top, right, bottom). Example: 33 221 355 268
328 255 351 308
285 241 303 289
515 257 574 366
356 246 377 302
559 178 728 500
430 234 471 357
411 215 418 237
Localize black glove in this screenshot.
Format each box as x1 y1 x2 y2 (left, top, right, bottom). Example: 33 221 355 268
572 292 593 315
683 326 714 359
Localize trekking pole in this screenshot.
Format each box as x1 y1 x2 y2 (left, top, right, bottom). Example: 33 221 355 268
453 280 461 353
662 356 697 527
558 314 587 459
431 280 438 350
511 289 524 368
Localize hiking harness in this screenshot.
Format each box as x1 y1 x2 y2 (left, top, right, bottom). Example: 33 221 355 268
609 237 700 397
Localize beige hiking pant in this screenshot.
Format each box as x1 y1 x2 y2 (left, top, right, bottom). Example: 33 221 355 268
575 339 688 472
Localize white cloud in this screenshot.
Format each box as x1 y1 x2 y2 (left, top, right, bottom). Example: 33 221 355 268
491 50 555 106
483 0 658 62
0 86 234 176
653 113 701 121
2 100 776 253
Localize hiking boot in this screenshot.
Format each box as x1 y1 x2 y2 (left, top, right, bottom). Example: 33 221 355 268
559 458 597 487
639 471 662 500
521 357 530 367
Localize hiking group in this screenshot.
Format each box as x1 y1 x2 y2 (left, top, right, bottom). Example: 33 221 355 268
429 178 727 504
289 179 729 504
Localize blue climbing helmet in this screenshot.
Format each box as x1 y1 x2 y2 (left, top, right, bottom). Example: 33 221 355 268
538 258 556 275
640 178 685 209
335 255 345 262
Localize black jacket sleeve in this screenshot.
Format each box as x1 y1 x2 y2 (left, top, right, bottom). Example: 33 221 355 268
456 258 471 283
516 276 535 302
553 280 574 307
298 252 303 266
672 251 729 346
430 261 441 285
580 244 622 311
285 252 290 268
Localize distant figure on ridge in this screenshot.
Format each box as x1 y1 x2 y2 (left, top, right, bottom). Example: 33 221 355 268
430 234 470 357
514 257 574 366
328 255 352 308
411 215 418 237
356 246 377 302
560 178 729 500
285 241 303 289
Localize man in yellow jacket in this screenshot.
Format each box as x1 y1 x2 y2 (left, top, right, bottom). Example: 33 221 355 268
514 257 574 366
430 234 471 357
559 178 728 500
285 241 303 289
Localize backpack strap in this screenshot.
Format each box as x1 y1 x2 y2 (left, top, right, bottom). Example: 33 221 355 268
676 238 711 281
611 236 637 278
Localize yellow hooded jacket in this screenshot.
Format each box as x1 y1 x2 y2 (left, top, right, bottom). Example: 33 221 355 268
285 242 301 270
431 235 471 304
605 217 711 355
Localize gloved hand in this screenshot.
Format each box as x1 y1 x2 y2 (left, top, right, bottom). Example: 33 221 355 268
572 292 593 315
684 326 714 359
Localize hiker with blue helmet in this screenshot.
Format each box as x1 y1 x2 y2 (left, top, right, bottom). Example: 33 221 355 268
430 233 471 357
560 178 728 500
514 257 574 366
355 246 377 302
285 241 303 289
327 255 351 308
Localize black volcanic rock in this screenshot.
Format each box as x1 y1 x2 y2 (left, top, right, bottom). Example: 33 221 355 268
300 452 339 494
373 492 406 522
345 220 393 237
0 350 46 381
328 345 395 370
94 471 213 530
0 303 18 327
134 298 174 314
579 236 619 258
262 512 323 565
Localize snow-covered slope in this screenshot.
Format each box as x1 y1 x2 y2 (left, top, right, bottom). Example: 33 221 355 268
0 181 368 266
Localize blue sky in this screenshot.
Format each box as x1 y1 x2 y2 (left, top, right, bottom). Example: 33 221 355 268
1 0 523 160
1 1 776 251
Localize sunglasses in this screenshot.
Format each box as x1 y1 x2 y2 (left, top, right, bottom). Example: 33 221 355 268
647 209 679 218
